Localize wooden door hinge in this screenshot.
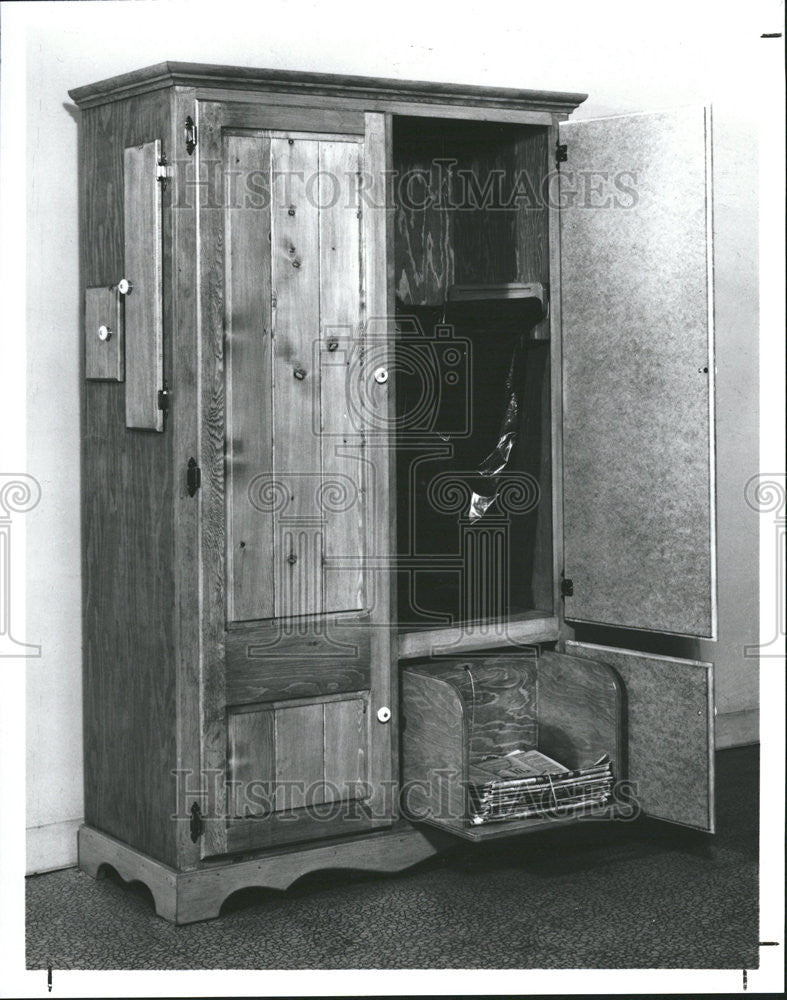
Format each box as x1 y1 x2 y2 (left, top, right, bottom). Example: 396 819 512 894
187 457 201 497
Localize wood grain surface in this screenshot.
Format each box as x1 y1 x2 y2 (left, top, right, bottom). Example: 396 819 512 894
537 650 622 771
84 285 124 381
81 91 178 866
123 139 164 430
69 61 587 115
225 134 274 622
318 139 365 614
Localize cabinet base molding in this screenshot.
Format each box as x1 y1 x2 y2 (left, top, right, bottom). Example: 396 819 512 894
78 823 445 925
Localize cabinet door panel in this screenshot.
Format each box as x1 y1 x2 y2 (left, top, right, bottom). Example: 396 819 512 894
566 640 714 832
559 107 715 637
199 101 394 856
227 694 369 828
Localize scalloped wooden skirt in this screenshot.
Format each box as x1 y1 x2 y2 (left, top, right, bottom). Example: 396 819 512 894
77 824 444 924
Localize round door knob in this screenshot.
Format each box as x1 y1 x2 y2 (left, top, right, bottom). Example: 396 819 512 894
97 325 112 342
293 367 307 380
373 366 389 384
117 278 133 295
377 706 391 723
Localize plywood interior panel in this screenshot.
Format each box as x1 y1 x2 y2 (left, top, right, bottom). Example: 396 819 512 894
537 650 622 772
393 120 550 306
124 139 164 431
559 107 715 637
567 640 714 831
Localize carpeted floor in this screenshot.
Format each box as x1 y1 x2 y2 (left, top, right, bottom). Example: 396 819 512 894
26 746 759 970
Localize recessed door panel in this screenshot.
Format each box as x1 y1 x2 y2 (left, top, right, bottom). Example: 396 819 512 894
559 108 715 637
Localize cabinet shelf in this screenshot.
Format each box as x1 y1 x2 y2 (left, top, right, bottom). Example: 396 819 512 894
398 613 558 660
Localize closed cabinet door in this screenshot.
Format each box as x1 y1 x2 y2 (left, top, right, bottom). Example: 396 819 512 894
197 102 395 856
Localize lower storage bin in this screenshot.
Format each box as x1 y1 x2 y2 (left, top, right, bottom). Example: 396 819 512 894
400 650 624 840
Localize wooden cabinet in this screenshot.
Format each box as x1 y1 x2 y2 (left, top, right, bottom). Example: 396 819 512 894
72 63 716 923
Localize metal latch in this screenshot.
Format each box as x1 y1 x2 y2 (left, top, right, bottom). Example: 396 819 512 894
189 802 204 842
556 143 568 164
187 457 201 497
184 116 197 156
560 576 574 598
157 380 170 414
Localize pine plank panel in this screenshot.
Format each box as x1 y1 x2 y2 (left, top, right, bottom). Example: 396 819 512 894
196 104 231 857
193 91 555 124
80 90 178 867
225 616 371 703
318 139 365 613
84 286 123 381
124 139 164 430
227 708 276 817
323 696 368 801
270 136 323 618
559 107 715 637
567 640 715 832
194 100 365 135
274 703 326 810
225 134 275 622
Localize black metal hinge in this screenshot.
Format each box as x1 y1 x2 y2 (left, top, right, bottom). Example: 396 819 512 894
189 801 204 842
157 380 170 415
185 116 197 156
560 576 574 598
187 457 201 497
556 143 568 164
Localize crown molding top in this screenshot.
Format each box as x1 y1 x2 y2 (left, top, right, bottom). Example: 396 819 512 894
68 61 588 113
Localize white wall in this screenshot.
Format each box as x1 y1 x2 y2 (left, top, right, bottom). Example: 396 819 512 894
10 0 778 872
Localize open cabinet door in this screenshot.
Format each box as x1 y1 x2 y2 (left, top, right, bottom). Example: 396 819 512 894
567 640 714 832
559 108 716 637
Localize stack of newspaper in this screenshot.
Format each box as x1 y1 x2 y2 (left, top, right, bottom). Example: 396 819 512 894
467 748 613 826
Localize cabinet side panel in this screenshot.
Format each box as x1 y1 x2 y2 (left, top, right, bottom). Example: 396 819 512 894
80 92 178 866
